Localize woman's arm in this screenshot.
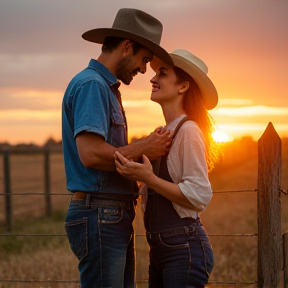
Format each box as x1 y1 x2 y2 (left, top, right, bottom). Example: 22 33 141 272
169 123 212 212
114 152 199 210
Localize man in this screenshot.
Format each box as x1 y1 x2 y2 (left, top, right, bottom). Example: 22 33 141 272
62 8 173 288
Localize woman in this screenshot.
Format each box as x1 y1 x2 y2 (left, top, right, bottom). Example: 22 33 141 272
114 49 219 287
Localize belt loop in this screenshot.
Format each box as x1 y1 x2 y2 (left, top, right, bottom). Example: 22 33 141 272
85 193 91 209
184 226 189 235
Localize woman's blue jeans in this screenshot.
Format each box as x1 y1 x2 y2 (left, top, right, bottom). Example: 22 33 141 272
65 197 136 288
146 224 214 288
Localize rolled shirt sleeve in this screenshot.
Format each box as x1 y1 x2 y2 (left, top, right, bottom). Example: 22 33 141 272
73 79 110 140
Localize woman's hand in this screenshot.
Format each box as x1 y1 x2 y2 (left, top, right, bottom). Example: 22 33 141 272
115 152 197 210
114 151 156 184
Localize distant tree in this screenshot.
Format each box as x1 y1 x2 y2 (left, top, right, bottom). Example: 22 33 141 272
44 137 57 147
43 137 62 148
213 136 258 170
130 136 147 143
0 142 12 150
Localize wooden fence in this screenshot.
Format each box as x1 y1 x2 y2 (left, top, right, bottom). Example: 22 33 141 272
257 123 283 287
0 122 287 287
1 147 62 231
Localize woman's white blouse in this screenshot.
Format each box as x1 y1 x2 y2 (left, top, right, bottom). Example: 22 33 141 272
163 115 212 218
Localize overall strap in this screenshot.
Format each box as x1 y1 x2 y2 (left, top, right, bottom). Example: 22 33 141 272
172 116 189 140
151 116 190 178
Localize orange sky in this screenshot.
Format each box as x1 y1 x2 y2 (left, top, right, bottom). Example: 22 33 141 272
0 0 287 145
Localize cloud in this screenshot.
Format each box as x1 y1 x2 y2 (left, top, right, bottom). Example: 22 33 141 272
0 0 108 54
218 98 254 106
0 109 60 123
0 89 63 110
0 52 98 90
215 105 288 116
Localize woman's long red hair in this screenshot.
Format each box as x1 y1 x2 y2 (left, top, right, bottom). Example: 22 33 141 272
174 66 220 171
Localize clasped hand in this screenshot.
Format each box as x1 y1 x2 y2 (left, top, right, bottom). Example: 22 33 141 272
114 151 155 184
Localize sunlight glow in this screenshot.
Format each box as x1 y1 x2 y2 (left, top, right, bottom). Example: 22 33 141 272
212 130 230 143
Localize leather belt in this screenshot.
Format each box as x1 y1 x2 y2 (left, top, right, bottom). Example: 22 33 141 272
72 192 87 200
71 192 135 210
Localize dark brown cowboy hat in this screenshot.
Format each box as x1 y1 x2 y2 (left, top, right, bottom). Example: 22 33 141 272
82 8 173 66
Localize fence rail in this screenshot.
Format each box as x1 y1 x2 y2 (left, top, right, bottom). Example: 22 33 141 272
0 122 287 287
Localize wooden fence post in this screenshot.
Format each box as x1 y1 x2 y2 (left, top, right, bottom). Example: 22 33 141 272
258 122 281 288
3 151 12 231
44 148 51 217
284 232 288 288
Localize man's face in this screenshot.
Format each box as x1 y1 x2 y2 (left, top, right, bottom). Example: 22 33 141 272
116 47 153 85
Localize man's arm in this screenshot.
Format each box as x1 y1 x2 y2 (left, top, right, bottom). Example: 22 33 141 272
119 130 172 161
76 130 171 171
76 132 116 171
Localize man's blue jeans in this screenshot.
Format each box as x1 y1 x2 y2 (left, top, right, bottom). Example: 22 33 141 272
146 224 214 288
65 197 136 288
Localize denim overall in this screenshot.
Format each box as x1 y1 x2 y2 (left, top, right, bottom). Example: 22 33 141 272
144 117 214 288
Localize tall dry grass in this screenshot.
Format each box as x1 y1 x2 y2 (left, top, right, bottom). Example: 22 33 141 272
0 137 287 287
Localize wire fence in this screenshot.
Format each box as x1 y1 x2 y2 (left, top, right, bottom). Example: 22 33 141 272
0 123 287 287
0 189 261 287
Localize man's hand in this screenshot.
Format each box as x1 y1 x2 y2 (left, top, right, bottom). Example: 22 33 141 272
119 130 172 161
141 130 172 160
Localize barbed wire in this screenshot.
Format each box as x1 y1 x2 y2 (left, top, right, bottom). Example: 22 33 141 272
281 188 288 195
0 279 258 285
0 233 258 237
213 189 257 194
0 192 71 196
136 233 257 237
0 234 67 237
1 187 286 196
0 189 258 196
0 279 79 283
208 280 257 286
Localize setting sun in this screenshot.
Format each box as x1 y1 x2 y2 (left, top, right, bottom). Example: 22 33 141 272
0 0 287 145
212 130 230 143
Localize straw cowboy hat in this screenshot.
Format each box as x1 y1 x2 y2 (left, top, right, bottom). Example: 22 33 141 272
150 49 218 110
82 8 173 66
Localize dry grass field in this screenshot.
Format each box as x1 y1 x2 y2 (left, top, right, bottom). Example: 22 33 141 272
0 137 287 288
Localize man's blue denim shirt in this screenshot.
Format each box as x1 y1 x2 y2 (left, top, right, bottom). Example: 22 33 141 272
62 59 138 198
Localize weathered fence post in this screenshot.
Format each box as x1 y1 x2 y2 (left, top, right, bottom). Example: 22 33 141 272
44 148 51 217
3 151 12 231
258 122 281 288
284 232 288 288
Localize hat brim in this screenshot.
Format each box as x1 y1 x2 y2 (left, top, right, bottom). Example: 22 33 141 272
150 54 218 110
82 28 173 66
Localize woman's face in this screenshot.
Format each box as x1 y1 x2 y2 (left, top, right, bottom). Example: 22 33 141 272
150 66 183 105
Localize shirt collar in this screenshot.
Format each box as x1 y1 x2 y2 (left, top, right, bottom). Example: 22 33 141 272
165 114 187 132
88 59 119 87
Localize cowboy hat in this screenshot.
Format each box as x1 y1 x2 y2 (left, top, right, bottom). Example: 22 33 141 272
82 8 173 66
150 49 218 110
